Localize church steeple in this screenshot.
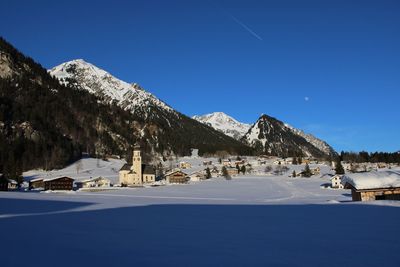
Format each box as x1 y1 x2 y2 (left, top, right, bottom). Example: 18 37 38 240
132 143 142 179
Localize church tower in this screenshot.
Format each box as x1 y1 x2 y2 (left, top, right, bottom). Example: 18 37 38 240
132 143 142 182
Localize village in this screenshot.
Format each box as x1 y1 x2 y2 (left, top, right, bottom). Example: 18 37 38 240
1 144 400 202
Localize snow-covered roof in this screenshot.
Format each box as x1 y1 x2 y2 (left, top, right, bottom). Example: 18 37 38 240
30 177 44 182
342 171 400 190
43 176 74 182
77 177 110 184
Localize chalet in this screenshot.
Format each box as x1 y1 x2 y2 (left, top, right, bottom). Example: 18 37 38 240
75 177 111 189
331 175 344 189
29 178 44 190
179 162 192 169
44 177 74 191
342 171 400 201
165 170 189 184
119 144 156 186
188 170 205 182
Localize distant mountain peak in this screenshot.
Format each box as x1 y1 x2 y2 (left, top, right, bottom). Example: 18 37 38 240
193 112 251 140
49 59 173 117
244 114 336 158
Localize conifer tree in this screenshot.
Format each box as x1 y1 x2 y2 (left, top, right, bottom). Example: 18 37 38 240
335 160 345 175
302 163 312 177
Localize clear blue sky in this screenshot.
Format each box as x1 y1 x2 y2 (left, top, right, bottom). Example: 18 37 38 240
2 0 399 152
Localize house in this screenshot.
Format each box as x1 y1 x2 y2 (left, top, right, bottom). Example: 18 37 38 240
76 177 111 189
29 178 44 190
165 170 189 184
179 162 192 169
188 170 205 182
43 177 74 191
331 175 344 189
7 179 18 190
311 167 321 175
342 171 400 201
119 144 156 186
0 175 19 191
226 167 239 177
222 160 231 166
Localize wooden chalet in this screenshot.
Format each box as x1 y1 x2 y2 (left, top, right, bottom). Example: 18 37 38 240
29 178 45 190
165 170 189 184
43 176 74 191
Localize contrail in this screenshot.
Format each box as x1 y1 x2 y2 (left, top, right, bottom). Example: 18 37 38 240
229 14 263 41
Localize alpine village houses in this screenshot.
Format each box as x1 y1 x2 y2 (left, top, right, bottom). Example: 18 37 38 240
119 144 156 186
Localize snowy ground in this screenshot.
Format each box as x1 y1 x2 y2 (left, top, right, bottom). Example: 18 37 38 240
1 158 400 266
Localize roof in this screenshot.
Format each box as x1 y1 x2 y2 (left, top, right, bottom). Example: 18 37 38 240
43 176 74 182
165 170 188 177
120 164 132 171
342 171 400 190
133 143 141 150
77 177 111 184
30 178 44 182
142 164 155 175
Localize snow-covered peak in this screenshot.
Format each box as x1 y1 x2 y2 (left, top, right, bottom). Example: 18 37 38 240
49 59 173 115
192 112 251 140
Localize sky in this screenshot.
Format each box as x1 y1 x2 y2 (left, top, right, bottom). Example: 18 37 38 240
1 0 399 152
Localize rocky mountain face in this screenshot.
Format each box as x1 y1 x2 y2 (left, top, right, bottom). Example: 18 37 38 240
243 114 336 158
192 112 251 140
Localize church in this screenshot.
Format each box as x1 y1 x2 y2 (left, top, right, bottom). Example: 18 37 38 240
119 144 156 186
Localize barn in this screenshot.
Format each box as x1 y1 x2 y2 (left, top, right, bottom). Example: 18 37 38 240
44 177 74 191
342 171 400 201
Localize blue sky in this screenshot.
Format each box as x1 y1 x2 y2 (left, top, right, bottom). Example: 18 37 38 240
2 0 399 152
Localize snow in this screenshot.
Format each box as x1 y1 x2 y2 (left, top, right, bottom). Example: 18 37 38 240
342 171 400 190
192 112 251 139
1 158 400 266
49 59 174 115
24 157 124 185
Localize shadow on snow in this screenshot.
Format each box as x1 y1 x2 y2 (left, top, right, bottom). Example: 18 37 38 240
0 198 399 267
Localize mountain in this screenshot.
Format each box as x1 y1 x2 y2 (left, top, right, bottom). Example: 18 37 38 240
49 59 252 157
192 112 251 140
0 37 252 179
49 59 173 120
243 114 336 158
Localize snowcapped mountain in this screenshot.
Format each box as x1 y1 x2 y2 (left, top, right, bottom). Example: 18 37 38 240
192 112 251 140
244 114 336 158
49 59 251 157
49 59 173 119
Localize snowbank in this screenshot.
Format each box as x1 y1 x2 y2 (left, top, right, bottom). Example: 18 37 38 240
342 171 400 190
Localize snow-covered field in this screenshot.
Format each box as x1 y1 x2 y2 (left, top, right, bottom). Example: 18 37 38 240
1 158 400 267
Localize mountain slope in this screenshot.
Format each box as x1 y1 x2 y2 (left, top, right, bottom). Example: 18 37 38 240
49 59 252 157
0 37 140 176
243 114 336 158
192 112 251 140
